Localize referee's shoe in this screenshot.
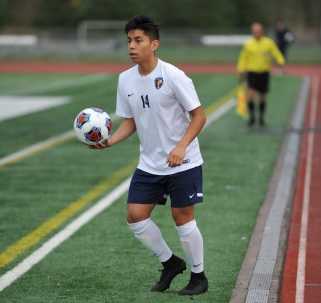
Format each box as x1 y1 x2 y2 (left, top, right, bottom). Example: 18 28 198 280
151 255 186 292
178 271 208 295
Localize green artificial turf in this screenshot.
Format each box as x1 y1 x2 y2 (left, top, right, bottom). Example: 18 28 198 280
0 73 301 302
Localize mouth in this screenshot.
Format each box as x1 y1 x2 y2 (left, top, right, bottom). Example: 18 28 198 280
129 52 138 59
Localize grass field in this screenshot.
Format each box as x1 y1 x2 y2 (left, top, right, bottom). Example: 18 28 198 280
0 72 301 302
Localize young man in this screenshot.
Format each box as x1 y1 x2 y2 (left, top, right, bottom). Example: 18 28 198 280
237 22 285 127
274 20 294 60
93 16 208 295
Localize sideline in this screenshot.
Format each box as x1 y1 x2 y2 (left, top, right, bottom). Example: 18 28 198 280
229 77 310 303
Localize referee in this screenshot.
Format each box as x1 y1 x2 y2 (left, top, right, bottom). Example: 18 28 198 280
237 22 285 127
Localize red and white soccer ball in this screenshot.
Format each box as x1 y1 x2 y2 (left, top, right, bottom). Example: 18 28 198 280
73 107 112 145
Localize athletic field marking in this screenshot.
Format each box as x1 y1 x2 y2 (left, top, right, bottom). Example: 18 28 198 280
0 113 118 170
0 161 136 270
0 96 70 122
0 87 237 170
0 92 235 292
0 177 132 292
204 87 237 116
296 77 319 303
9 74 111 96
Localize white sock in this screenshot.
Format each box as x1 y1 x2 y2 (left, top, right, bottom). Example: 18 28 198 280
176 219 204 273
128 218 172 263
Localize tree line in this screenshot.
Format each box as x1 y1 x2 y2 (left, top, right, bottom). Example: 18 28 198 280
0 0 320 30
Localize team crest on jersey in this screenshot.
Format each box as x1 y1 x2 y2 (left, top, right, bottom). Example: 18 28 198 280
154 77 164 89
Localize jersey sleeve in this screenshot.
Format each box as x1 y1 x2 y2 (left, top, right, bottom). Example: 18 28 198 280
116 76 133 118
170 70 201 112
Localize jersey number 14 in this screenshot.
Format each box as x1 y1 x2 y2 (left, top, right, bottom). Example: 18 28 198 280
141 95 150 108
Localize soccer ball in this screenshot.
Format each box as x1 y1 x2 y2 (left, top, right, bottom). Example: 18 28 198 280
73 107 112 145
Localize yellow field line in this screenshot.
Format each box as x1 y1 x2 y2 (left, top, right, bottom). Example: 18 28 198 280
0 86 237 270
204 87 237 115
0 161 136 269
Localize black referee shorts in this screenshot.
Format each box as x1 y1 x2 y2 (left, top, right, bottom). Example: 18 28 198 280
246 72 270 94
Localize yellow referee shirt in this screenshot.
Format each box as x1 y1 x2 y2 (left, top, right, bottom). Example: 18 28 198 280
237 37 285 73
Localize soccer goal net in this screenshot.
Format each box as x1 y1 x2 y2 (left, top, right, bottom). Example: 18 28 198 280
77 20 126 50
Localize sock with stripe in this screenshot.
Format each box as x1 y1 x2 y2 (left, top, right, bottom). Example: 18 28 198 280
176 219 204 273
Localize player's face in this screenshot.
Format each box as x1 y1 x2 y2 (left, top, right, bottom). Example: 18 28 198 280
251 23 264 39
127 29 159 64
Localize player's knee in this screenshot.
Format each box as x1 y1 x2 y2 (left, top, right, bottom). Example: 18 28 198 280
127 213 148 224
171 207 194 226
127 205 151 223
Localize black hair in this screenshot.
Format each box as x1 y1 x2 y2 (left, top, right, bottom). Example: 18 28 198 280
125 16 160 40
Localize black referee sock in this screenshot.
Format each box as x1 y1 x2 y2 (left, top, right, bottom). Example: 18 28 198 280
247 100 255 125
259 100 266 125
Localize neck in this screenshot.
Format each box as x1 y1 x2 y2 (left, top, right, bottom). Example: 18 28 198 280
138 56 158 75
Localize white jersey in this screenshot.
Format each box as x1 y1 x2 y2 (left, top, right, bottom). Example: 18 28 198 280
116 59 203 175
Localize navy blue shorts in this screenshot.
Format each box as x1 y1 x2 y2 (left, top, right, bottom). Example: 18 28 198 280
128 166 203 208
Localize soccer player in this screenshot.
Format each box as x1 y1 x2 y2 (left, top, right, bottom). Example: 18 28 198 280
237 22 285 127
274 20 294 60
92 16 208 295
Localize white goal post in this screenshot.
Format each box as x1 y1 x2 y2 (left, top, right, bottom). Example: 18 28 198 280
77 20 126 49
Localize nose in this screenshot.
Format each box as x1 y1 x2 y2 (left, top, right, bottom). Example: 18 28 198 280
128 41 135 49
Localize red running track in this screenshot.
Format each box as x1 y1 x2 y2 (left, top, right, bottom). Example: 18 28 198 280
281 73 321 303
0 61 320 76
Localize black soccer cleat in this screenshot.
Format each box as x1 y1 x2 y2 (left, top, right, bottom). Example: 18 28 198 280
151 255 186 292
178 272 208 296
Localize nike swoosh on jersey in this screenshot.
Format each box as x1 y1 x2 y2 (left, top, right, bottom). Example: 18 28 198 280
127 93 134 97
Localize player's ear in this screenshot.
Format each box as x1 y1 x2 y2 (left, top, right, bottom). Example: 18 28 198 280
151 39 160 52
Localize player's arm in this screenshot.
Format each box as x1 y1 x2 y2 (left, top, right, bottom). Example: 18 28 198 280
91 118 136 149
167 106 206 167
271 40 285 66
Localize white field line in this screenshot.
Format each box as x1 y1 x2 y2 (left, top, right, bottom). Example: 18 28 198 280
204 98 236 128
0 113 118 168
295 77 319 303
0 178 131 292
0 73 113 167
9 74 111 96
0 97 235 169
0 97 234 292
0 96 70 122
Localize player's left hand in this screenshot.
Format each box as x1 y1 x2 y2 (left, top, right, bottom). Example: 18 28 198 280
167 144 186 167
89 139 111 150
